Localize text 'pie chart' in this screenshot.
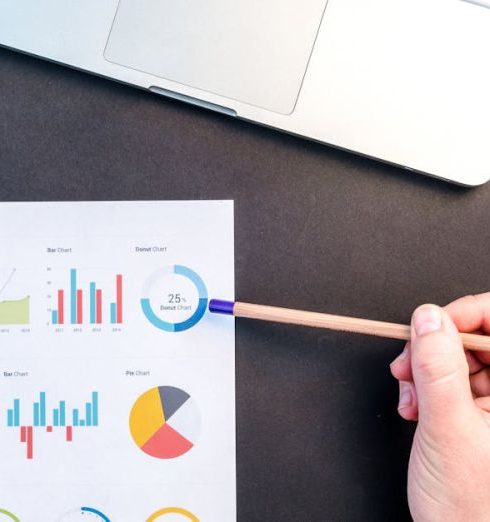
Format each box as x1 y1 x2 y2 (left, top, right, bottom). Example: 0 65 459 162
129 386 200 459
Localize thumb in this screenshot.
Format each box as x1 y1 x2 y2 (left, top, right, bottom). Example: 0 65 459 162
410 304 474 428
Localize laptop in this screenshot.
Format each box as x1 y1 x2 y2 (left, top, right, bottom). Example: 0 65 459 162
1 0 489 185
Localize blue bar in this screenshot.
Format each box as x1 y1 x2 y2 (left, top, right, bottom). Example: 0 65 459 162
70 269 77 324
7 409 13 427
52 310 58 324
90 282 96 324
53 409 59 427
59 401 66 426
40 392 46 426
79 419 86 426
110 303 116 324
34 403 40 426
73 408 79 426
85 403 92 426
13 399 20 426
92 392 98 426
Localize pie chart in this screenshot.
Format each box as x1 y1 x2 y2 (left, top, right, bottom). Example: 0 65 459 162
129 386 200 459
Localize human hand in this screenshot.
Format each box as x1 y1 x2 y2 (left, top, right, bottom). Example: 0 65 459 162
390 294 490 522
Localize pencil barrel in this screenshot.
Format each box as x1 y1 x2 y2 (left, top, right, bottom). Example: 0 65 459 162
233 302 490 352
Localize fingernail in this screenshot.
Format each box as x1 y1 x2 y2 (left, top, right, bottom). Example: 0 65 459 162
398 382 412 410
413 305 441 336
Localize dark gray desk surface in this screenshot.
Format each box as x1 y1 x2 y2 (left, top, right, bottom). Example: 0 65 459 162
2 48 490 521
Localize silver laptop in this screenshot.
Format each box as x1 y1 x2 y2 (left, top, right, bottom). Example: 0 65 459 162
1 0 490 185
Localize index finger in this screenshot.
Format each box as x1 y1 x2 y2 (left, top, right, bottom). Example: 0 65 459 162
445 293 490 365
444 293 490 334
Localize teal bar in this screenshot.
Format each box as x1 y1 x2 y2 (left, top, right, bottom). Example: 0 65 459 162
70 268 77 324
40 392 46 426
13 399 20 426
90 282 96 324
110 303 116 324
92 392 98 426
7 409 13 427
33 403 40 426
53 409 59 427
59 401 66 426
52 310 58 324
85 403 92 426
73 408 79 426
79 419 86 426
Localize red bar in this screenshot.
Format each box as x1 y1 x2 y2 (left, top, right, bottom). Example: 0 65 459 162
57 289 64 324
20 426 26 442
96 289 102 324
46 426 53 433
27 426 33 459
116 275 123 324
66 426 73 442
77 289 83 324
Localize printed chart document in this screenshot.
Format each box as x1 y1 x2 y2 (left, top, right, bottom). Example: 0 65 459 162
0 201 235 522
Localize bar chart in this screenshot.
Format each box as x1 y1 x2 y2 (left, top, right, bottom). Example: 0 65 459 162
6 391 99 460
49 268 123 326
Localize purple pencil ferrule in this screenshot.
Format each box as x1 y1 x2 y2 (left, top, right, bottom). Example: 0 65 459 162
209 299 235 315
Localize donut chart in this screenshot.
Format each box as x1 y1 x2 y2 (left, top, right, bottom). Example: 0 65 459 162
129 386 199 459
141 265 208 332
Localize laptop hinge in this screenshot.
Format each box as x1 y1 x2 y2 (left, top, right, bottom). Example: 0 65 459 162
149 86 237 117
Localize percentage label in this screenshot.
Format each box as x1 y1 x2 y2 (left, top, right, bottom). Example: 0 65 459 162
167 293 187 304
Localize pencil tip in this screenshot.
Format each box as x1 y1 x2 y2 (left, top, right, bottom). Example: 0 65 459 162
209 299 235 315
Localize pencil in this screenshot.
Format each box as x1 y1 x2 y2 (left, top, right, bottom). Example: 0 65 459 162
208 299 490 352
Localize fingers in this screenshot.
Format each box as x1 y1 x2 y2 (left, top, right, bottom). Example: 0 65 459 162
391 294 490 422
466 350 486 375
398 380 418 421
391 345 418 420
444 292 490 334
390 343 412 381
410 305 475 428
470 368 490 397
445 293 490 365
474 396 490 413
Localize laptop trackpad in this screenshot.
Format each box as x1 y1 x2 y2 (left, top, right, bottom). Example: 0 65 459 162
104 0 328 114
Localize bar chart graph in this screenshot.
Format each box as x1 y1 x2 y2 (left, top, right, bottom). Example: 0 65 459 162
6 391 99 460
50 268 123 326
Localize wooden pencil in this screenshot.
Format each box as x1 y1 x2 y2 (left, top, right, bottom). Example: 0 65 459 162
209 299 490 352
